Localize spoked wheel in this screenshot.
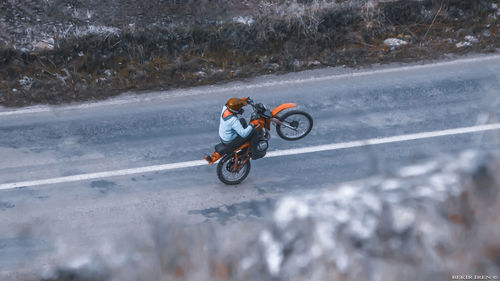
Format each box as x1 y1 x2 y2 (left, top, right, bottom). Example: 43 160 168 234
217 155 251 185
276 110 313 140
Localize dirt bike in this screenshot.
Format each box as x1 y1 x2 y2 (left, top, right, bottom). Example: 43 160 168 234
210 98 313 185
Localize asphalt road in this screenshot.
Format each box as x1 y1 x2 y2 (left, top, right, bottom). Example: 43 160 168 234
1 54 500 278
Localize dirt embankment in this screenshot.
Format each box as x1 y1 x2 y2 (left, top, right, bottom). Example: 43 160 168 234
0 0 499 107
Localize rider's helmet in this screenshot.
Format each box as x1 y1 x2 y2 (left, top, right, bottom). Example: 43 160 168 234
226 98 247 114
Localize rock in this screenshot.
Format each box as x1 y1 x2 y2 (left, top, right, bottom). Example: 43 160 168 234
383 38 408 47
456 35 479 48
307 60 321 66
266 63 280 71
456 41 472 48
18 76 33 90
194 71 207 78
33 41 54 51
292 59 303 68
104 70 113 77
464 35 479 43
259 56 270 64
232 68 243 77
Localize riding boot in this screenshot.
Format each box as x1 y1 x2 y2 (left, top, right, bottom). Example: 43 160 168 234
204 151 222 165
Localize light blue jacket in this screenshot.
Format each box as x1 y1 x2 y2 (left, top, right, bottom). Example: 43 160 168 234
219 106 253 143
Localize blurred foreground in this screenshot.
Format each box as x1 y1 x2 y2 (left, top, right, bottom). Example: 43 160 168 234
32 151 500 281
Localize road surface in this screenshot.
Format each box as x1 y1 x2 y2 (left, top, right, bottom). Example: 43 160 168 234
1 54 500 278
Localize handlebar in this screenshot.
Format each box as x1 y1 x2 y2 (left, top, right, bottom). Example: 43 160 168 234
245 97 254 106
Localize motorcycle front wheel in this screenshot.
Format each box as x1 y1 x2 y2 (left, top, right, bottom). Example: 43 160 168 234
276 110 313 141
217 155 251 185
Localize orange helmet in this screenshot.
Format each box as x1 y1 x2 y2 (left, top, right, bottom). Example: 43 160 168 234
226 98 247 113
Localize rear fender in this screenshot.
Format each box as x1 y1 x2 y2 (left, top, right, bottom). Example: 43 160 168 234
271 103 296 117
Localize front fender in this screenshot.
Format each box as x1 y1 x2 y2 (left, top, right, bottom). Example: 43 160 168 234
271 103 296 117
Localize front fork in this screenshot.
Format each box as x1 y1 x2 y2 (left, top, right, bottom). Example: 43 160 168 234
271 117 297 131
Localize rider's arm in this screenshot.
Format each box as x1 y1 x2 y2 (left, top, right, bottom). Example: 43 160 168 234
230 117 254 138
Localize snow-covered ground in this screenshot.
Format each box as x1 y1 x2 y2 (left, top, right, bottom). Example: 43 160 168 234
39 151 500 281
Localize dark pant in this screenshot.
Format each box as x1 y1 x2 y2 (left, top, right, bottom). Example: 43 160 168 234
221 118 255 153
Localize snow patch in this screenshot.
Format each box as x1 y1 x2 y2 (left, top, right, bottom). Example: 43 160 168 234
233 16 255 25
392 206 415 233
398 161 438 177
457 35 479 48
384 38 408 47
73 25 120 38
456 41 472 48
274 197 310 227
259 230 282 275
464 35 479 43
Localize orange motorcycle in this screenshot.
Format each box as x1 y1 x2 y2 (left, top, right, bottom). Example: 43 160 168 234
209 98 313 185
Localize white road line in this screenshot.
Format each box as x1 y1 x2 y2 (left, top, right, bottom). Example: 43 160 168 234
1 123 499 190
266 123 500 157
1 54 500 117
0 160 206 190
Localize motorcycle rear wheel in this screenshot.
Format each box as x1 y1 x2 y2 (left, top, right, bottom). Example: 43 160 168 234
276 110 313 141
217 155 251 185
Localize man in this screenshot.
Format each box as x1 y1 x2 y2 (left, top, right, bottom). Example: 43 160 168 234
204 97 255 164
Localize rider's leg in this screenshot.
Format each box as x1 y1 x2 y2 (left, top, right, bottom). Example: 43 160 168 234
232 129 256 155
204 128 256 164
204 136 244 164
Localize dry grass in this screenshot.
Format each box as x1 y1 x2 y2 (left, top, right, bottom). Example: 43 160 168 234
0 0 499 107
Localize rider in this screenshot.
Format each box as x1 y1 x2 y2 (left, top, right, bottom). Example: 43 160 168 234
204 97 255 164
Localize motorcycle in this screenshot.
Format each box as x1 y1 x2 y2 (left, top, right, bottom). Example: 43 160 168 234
209 98 313 185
